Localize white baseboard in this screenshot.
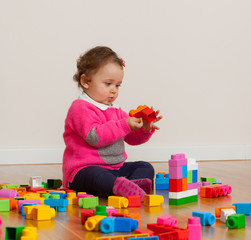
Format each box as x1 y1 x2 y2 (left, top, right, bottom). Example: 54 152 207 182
0 145 250 165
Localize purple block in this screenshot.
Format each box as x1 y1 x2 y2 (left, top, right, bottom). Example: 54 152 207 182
169 154 187 167
18 200 41 213
169 166 183 179
0 189 19 198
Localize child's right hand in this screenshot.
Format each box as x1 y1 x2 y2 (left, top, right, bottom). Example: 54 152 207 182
126 117 143 131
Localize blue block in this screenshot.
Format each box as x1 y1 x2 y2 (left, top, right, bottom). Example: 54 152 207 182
21 203 37 216
232 203 251 215
44 198 69 212
129 237 159 240
50 192 67 199
114 217 138 232
156 183 169 190
182 165 187 178
192 170 198 183
100 217 115 233
192 211 215 226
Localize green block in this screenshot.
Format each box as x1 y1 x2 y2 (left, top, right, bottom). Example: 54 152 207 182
200 177 216 185
95 205 108 216
226 214 245 229
49 194 60 199
83 197 99 209
169 195 198 205
0 199 10 211
188 171 193 183
47 179 62 189
0 184 18 189
42 193 51 199
14 197 25 200
42 182 48 189
5 226 25 240
19 184 30 187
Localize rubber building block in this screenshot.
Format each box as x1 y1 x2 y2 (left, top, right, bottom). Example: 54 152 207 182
187 217 202 240
200 177 216 185
20 227 38 240
141 107 157 123
95 205 108 216
169 166 183 179
96 233 149 240
85 215 105 231
215 206 236 218
169 154 187 167
169 179 183 192
169 195 198 205
144 195 164 206
226 213 245 229
47 179 62 189
129 105 148 118
44 198 69 212
220 209 236 223
232 203 251 215
192 211 215 226
100 217 116 233
157 215 177 227
0 189 19 198
81 209 95 224
126 195 141 207
18 200 41 213
0 199 10 211
108 196 128 208
106 206 118 216
5 226 26 240
114 217 138 232
134 229 154 236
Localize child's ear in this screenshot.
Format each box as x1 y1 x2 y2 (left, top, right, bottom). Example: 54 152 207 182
80 74 90 89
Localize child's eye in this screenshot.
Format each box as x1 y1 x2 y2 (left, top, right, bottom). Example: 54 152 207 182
116 84 121 88
105 82 111 86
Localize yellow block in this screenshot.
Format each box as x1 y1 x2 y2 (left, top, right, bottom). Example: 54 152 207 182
108 196 128 209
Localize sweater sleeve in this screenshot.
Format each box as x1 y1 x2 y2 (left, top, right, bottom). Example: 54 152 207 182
65 100 132 148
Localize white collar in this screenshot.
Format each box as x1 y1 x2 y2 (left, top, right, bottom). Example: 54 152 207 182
79 92 119 111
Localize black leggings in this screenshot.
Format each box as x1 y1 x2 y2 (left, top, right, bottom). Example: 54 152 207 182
69 161 154 197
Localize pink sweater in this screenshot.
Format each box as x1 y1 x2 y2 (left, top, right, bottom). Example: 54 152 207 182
62 99 154 187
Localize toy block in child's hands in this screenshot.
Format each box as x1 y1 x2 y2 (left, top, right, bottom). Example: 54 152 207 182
126 195 141 207
144 195 164 207
129 105 157 123
108 196 129 208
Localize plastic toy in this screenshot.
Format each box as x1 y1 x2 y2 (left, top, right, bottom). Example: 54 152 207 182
129 105 157 123
144 195 164 207
0 199 10 211
18 200 42 213
96 233 149 240
21 227 39 240
100 217 116 233
226 213 245 228
126 195 141 207
47 179 62 189
44 198 69 212
78 194 95 206
220 209 236 223
29 176 42 188
21 203 38 216
200 177 217 185
200 184 231 198
81 209 95 224
128 237 158 240
134 228 155 236
192 211 215 226
82 196 99 209
187 217 202 240
114 217 138 232
232 202 251 215
106 206 118 216
157 215 177 227
127 213 141 228
5 226 26 240
0 189 20 198
108 196 128 208
95 205 108 216
23 205 56 220
155 173 169 190
147 223 189 240
85 215 105 231
66 192 77 205
215 206 236 217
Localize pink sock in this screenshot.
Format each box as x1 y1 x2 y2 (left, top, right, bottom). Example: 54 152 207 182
131 178 153 194
113 177 146 201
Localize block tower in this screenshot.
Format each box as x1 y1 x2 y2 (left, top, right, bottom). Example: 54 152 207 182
168 154 198 205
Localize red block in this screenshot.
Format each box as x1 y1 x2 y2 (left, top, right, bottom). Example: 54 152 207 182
126 195 141 207
81 209 94 224
169 179 183 192
134 228 154 236
141 107 157 123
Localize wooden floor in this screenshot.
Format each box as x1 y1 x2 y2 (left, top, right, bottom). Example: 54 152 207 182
0 160 251 240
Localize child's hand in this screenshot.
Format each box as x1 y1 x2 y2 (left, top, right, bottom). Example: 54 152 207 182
142 108 163 132
126 117 143 131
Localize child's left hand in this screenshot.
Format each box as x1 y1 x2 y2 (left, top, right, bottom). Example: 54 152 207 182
142 107 163 132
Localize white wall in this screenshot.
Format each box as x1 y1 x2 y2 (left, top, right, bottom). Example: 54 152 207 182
0 0 251 164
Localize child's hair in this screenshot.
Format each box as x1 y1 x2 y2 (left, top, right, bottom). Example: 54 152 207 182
73 46 124 90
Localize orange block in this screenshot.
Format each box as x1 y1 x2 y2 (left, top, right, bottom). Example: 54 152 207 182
215 206 236 217
129 105 148 118
182 178 188 191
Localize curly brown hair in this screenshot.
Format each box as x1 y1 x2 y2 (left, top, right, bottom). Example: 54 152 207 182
73 46 124 90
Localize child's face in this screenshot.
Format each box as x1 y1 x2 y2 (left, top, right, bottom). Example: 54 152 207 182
83 62 124 105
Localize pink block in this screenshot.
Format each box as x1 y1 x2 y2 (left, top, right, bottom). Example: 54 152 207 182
157 215 177 227
169 166 183 179
18 200 41 213
187 217 202 240
0 189 19 198
202 182 210 186
188 182 203 193
169 154 187 167
106 207 118 216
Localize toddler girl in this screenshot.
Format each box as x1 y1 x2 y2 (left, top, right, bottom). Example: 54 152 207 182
62 46 162 200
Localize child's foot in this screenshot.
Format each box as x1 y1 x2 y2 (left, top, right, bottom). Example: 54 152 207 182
113 177 146 201
130 178 153 194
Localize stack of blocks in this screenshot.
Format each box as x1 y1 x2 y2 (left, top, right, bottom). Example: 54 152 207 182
169 154 198 205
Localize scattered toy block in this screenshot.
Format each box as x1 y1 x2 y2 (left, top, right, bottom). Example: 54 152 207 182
44 198 69 212
18 200 41 213
108 196 128 208
85 215 105 231
95 205 108 216
134 228 154 236
106 206 118 216
155 173 169 190
5 226 26 240
114 217 139 232
157 215 177 227
29 176 42 188
192 211 215 226
0 199 10 211
96 233 149 240
126 195 141 207
20 226 38 240
82 197 99 209
127 213 141 228
47 179 62 189
144 195 164 207
226 213 245 229
187 216 202 240
232 203 251 215
81 209 95 224
32 205 56 221
220 209 236 223
100 217 116 233
0 189 19 198
200 177 216 185
215 206 236 218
